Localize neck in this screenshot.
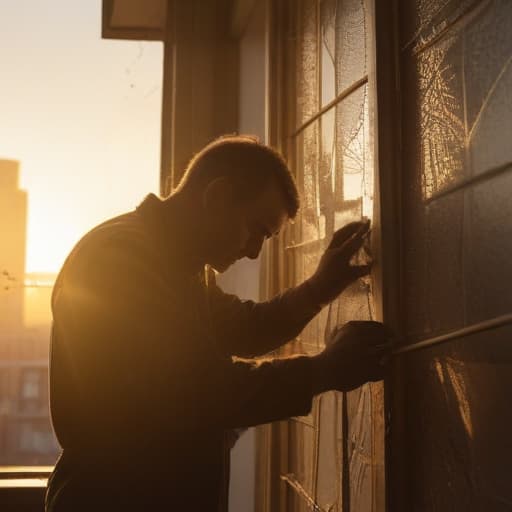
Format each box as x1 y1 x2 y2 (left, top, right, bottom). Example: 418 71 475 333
161 189 208 275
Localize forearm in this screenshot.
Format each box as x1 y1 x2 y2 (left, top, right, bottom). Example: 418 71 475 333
212 280 323 358
310 353 332 395
266 279 323 346
193 354 315 429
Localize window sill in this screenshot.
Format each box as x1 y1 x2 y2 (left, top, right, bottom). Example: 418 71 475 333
0 467 51 509
0 477 47 488
0 466 52 483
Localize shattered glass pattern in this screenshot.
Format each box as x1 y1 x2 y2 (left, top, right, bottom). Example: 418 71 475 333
417 34 466 198
397 0 512 509
335 85 373 221
294 121 324 246
321 0 337 107
406 0 512 199
402 0 512 335
464 1 512 175
296 0 319 128
315 392 343 508
334 0 367 94
284 0 383 510
402 0 479 51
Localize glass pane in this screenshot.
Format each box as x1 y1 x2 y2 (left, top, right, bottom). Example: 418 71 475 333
417 33 466 199
297 0 319 127
347 383 385 512
402 0 512 336
335 84 372 220
289 0 381 509
0 2 162 468
397 323 512 509
404 190 466 339
405 0 512 200
316 392 343 508
398 1 512 510
335 0 367 94
0 293 59 464
321 0 337 106
295 120 324 246
465 0 512 175
400 0 476 51
466 172 512 324
288 412 317 502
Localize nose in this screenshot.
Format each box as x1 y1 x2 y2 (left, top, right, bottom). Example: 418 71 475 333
244 235 265 260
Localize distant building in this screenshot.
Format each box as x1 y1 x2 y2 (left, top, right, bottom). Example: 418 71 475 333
0 159 27 328
0 321 58 465
0 161 58 465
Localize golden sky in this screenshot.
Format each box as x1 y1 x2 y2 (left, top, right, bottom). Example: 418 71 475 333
0 0 163 273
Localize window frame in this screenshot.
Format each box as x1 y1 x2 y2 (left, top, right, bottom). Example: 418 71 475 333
256 0 404 510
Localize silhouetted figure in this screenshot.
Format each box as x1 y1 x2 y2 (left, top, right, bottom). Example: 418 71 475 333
45 136 391 511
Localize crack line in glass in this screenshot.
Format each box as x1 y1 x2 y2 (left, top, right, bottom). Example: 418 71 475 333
467 53 512 143
280 473 329 512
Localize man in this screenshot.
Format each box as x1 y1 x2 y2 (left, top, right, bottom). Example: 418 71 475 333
45 135 391 511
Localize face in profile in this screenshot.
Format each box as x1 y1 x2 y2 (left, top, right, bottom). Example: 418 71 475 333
205 179 288 273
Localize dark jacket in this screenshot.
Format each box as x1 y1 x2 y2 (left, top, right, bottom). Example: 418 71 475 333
45 194 319 511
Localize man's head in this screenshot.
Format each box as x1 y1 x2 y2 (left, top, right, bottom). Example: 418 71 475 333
176 135 299 272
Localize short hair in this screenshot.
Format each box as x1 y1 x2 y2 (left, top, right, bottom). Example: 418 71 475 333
178 135 299 218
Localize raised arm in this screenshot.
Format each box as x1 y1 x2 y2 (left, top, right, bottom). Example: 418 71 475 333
210 219 372 358
50 221 389 442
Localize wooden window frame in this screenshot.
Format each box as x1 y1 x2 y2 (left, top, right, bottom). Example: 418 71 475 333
257 0 404 510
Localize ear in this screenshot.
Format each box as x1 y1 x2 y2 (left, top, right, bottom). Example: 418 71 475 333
202 177 236 216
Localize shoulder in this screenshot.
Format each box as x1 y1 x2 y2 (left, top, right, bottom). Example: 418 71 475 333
58 212 159 285
82 212 152 253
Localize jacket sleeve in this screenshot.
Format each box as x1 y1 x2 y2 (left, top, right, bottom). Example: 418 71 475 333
52 233 314 438
208 277 322 358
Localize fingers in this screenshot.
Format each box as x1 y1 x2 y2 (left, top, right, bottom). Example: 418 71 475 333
369 342 393 357
338 228 367 260
348 264 372 281
328 219 370 250
363 238 373 259
372 352 392 378
345 320 389 336
368 344 392 382
370 341 393 351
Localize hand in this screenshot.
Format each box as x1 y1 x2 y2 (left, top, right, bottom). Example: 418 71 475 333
307 220 372 307
311 321 392 394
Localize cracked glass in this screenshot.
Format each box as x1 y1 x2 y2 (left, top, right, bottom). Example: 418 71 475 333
401 0 512 338
397 0 512 508
284 0 383 510
402 0 512 200
396 324 512 509
297 0 319 128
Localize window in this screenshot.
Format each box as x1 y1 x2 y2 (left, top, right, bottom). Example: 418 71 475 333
391 0 512 508
0 0 162 472
19 368 47 415
272 1 385 510
18 421 59 456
